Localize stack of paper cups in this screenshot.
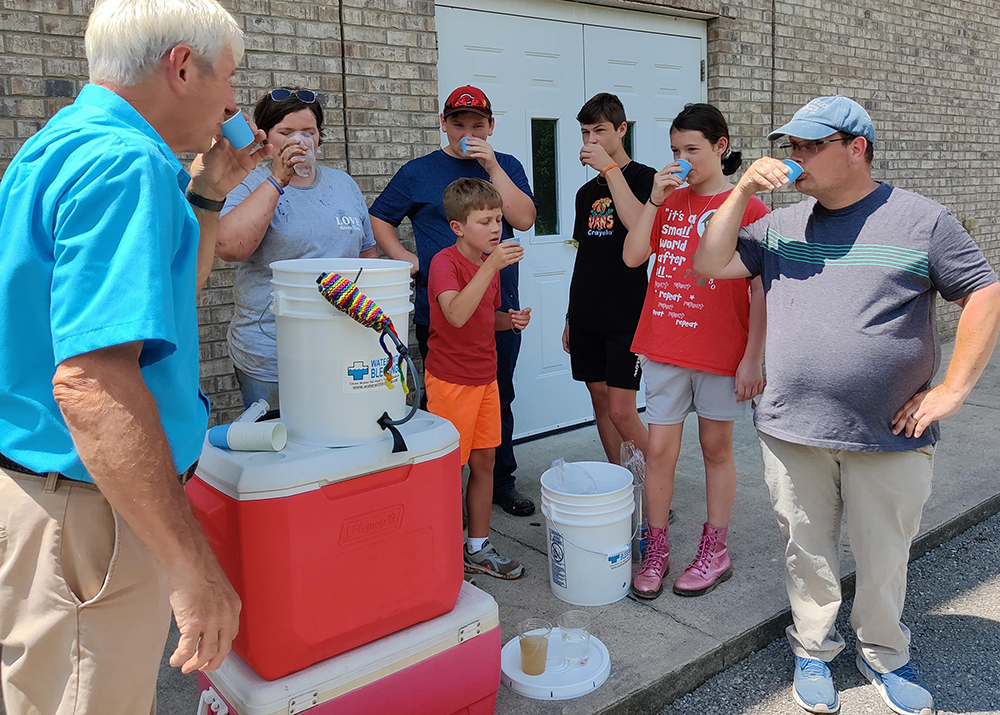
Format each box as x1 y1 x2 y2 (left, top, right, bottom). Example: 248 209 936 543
208 421 287 452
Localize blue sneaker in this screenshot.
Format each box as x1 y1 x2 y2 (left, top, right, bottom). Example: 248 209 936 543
793 656 839 713
856 654 935 715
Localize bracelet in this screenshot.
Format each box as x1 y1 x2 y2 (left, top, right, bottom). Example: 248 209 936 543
648 198 665 208
185 190 225 212
266 175 285 195
600 162 620 178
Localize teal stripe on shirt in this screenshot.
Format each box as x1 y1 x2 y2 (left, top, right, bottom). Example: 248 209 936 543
763 227 929 277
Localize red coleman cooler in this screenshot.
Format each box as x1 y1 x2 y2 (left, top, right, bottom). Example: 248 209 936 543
196 581 500 715
187 412 463 680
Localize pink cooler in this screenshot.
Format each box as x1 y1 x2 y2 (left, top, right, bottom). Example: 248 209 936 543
187 413 463 680
197 581 500 715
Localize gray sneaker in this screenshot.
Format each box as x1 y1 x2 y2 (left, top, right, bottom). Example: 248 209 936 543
464 540 524 580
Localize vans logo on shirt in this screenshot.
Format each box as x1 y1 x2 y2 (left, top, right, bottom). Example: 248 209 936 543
588 197 614 236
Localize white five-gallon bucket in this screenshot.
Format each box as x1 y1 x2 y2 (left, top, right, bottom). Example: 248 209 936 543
270 258 413 447
540 462 636 607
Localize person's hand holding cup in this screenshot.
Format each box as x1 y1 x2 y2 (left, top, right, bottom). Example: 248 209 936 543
190 112 268 202
486 240 524 273
649 162 686 207
738 156 798 195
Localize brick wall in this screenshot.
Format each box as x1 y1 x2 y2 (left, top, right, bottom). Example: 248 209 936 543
1 0 997 423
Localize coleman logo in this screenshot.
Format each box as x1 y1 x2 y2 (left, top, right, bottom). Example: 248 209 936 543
340 504 404 545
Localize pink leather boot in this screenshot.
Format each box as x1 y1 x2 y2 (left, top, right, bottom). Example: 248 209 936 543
631 526 669 599
673 523 732 596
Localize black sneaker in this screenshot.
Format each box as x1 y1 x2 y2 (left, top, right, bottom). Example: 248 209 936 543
492 485 535 516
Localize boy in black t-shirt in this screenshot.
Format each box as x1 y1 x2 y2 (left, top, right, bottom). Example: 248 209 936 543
564 93 654 463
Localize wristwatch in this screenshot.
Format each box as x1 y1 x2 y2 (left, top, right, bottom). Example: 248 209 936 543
185 190 225 213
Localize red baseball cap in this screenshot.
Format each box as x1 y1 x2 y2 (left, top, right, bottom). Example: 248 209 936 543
442 85 492 119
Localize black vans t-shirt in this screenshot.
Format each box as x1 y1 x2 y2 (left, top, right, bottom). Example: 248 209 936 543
568 161 656 332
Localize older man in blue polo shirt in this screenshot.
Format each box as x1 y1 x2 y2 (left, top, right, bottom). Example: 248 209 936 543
0 1 266 712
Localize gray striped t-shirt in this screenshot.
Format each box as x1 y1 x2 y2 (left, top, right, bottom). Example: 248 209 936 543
737 183 997 452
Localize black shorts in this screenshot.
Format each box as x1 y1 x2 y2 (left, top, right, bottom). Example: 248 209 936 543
568 324 642 390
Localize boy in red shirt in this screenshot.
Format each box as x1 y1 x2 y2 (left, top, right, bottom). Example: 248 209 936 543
427 178 532 579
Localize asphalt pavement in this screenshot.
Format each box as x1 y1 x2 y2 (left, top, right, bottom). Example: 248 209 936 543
663 512 1000 715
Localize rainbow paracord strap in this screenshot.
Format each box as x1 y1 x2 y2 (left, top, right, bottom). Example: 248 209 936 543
316 271 408 392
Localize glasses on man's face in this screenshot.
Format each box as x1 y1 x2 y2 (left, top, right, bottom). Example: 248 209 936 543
774 135 850 159
270 88 317 103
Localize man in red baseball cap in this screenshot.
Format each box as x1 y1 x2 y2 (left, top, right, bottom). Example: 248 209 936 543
370 86 538 527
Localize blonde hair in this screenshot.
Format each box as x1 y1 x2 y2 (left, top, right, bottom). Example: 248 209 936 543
442 178 503 224
86 0 244 86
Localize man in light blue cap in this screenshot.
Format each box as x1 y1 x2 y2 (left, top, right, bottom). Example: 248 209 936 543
695 95 1000 715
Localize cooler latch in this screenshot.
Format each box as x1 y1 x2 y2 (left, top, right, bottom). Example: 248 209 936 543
288 690 319 714
458 620 482 643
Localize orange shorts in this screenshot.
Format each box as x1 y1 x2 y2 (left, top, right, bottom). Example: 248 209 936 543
424 371 501 465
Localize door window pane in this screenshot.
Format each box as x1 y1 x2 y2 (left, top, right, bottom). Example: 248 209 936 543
623 121 635 159
531 118 559 236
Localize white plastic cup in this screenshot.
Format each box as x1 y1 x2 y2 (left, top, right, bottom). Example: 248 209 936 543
783 159 804 184
558 610 592 667
289 131 317 178
235 399 269 424
208 422 287 452
674 159 692 180
221 112 256 150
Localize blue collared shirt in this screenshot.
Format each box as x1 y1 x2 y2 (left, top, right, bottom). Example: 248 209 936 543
0 84 209 482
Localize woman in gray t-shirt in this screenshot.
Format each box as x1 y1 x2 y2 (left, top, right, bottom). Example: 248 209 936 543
218 89 376 409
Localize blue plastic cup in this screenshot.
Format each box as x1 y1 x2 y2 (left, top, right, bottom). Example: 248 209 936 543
221 112 256 150
782 159 803 184
674 159 692 180
460 137 470 155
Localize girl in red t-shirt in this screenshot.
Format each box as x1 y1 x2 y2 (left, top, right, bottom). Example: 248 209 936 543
622 104 769 599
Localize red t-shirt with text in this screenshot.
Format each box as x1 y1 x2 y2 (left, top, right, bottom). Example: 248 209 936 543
426 245 501 386
631 187 769 376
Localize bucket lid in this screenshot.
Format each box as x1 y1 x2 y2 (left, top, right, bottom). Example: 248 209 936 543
270 257 413 280
500 628 611 700
539 461 633 498
194 413 459 501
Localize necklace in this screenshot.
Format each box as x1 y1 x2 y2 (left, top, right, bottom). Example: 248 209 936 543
686 182 731 222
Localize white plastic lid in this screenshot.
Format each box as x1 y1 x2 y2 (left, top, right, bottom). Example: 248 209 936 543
195 412 459 501
500 627 611 700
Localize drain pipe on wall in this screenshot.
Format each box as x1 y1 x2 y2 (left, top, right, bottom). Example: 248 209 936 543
338 0 352 177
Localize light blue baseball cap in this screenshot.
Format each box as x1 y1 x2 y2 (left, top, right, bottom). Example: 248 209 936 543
768 95 875 144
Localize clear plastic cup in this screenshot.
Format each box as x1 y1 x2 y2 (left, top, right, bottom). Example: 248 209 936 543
288 131 317 178
558 610 592 667
517 618 552 676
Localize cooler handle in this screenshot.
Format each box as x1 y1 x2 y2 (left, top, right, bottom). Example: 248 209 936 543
197 688 229 715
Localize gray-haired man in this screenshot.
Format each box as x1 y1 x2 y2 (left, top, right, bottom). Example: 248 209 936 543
0 0 266 711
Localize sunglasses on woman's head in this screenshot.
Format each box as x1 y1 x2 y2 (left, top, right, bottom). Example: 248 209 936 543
269 88 316 103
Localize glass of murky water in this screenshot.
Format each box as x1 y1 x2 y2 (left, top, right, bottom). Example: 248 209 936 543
517 618 552 676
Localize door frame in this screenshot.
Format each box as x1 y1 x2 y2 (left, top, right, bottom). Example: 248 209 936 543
433 0 709 439
436 0 710 64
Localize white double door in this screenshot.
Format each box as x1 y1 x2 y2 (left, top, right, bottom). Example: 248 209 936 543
436 1 706 438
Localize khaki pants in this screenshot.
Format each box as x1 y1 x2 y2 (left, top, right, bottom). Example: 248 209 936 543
759 432 934 673
0 468 171 715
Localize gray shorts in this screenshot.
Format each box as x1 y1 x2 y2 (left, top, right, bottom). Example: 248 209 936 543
641 358 747 425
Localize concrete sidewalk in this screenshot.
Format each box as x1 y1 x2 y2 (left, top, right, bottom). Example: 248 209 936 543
150 340 1000 714
483 339 1000 714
